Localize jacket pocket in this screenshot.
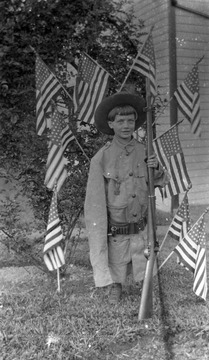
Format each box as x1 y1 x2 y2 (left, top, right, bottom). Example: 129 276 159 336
107 204 128 224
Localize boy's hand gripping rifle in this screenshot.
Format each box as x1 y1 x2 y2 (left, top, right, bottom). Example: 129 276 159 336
138 78 159 320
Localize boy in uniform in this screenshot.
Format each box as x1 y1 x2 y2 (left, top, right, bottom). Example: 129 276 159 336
84 88 170 304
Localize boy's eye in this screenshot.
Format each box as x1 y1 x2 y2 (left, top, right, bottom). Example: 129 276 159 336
116 120 135 125
128 120 135 125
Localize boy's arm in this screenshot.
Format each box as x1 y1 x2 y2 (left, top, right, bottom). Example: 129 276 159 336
146 154 171 188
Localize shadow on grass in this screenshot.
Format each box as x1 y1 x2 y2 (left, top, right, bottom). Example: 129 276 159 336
156 255 175 360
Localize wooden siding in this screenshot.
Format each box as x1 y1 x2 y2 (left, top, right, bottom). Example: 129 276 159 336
133 0 209 207
175 1 209 205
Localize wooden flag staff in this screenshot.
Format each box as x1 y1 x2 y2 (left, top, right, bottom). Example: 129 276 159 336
53 182 62 293
57 267 61 292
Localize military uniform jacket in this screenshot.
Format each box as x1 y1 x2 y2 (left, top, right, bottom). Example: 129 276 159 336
84 136 169 287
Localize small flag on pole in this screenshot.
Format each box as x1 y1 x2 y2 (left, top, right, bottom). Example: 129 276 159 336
43 189 65 271
44 105 74 192
174 215 207 300
193 216 207 300
132 31 157 104
153 125 192 198
174 63 202 137
168 192 191 241
168 192 191 267
73 53 109 124
35 55 62 136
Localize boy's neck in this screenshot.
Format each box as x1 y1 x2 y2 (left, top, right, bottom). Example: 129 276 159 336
114 134 133 145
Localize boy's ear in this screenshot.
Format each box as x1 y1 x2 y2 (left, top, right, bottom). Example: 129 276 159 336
108 121 114 129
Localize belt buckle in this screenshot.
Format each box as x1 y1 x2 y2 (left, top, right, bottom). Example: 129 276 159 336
111 226 117 236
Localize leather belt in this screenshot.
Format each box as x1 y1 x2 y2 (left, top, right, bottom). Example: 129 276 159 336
108 217 147 236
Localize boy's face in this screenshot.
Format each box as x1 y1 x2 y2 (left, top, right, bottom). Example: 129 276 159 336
108 113 136 141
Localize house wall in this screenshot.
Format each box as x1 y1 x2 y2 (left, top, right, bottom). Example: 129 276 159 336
133 0 209 208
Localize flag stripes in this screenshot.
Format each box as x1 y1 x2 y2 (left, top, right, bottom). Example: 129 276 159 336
43 190 65 271
169 216 183 240
174 83 193 119
44 246 65 271
193 245 207 300
153 125 191 198
61 123 75 151
168 193 190 241
174 215 207 300
174 63 202 137
44 106 74 192
35 55 62 135
74 53 109 124
132 31 157 103
44 219 63 252
133 56 156 100
191 93 201 135
174 234 197 273
45 143 68 192
153 141 190 196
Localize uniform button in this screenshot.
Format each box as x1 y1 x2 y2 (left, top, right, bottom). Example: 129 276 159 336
129 172 133 176
132 194 136 198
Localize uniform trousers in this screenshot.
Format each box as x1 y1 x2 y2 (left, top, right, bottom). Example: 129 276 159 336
108 226 148 284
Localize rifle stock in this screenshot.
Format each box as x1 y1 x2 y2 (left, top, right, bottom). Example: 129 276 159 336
138 78 157 320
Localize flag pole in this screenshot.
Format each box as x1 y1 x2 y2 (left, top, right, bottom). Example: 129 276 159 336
51 102 90 162
153 119 184 141
196 55 204 66
156 250 174 273
68 121 90 163
153 95 173 124
57 268 61 292
158 226 172 253
118 25 154 92
53 182 62 293
30 46 73 100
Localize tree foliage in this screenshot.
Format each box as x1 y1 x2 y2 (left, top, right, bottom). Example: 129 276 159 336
0 0 148 269
0 0 146 219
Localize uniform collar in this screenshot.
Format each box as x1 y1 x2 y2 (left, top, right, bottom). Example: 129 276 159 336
113 135 135 154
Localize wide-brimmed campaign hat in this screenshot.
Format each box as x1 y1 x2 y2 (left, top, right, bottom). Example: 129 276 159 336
94 91 146 135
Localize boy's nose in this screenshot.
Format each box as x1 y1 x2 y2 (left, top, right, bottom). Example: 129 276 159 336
123 120 131 127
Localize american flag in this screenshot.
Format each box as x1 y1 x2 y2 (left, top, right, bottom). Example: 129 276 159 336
73 53 109 124
35 55 62 136
174 63 202 137
43 190 65 271
44 106 74 192
168 192 191 267
174 215 207 300
132 32 157 103
168 192 191 241
193 216 207 300
153 125 192 198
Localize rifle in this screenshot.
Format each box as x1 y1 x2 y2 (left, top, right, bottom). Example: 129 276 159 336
138 78 158 320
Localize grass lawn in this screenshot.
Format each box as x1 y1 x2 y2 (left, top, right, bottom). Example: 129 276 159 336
1 206 209 359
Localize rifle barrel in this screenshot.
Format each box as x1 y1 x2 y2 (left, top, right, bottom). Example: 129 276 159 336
138 78 157 320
